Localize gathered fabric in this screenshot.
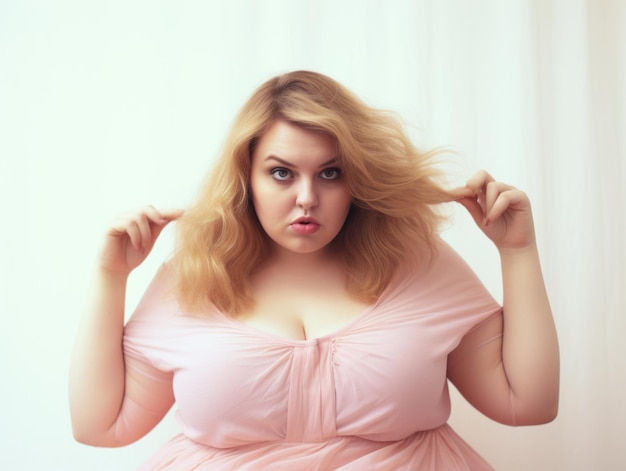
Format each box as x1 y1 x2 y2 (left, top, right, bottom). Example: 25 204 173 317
123 241 502 470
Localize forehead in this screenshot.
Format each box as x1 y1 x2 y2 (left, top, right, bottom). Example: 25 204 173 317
253 120 336 162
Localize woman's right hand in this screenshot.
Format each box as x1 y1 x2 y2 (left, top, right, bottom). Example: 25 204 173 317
98 206 184 275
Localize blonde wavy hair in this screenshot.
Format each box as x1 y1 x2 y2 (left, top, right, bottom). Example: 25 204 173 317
173 70 455 315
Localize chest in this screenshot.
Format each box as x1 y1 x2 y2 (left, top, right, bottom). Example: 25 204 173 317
235 285 371 341
171 310 453 447
233 261 373 341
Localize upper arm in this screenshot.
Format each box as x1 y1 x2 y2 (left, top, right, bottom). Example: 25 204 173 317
447 312 519 425
73 351 175 448
74 263 178 447
111 264 176 445
96 353 175 447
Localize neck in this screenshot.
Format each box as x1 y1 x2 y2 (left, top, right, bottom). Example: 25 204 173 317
267 244 343 272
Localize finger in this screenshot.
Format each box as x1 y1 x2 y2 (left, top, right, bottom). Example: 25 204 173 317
158 208 185 220
124 220 142 250
463 171 495 216
142 206 184 225
142 207 184 247
485 182 516 219
143 205 166 224
135 214 154 251
485 189 527 224
146 207 185 242
464 170 495 194
449 186 475 200
456 197 486 226
107 207 183 251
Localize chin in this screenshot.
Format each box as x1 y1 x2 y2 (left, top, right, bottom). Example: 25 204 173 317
276 242 332 257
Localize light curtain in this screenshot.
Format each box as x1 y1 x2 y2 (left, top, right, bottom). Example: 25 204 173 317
443 1 626 469
0 1 623 469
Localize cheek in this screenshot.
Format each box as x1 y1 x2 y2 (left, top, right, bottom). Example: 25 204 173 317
250 196 268 231
250 178 270 212
335 191 353 219
251 182 287 223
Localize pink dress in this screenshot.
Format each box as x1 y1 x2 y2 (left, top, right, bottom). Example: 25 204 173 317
123 241 502 470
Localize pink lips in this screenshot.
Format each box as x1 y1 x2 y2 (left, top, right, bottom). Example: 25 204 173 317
290 217 320 235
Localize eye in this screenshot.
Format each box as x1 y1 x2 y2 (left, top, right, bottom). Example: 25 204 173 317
270 167 292 181
320 168 341 180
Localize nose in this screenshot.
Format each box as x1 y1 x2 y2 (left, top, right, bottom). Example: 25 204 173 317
296 179 318 210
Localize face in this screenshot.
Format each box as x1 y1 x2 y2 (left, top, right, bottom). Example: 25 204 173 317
250 120 352 257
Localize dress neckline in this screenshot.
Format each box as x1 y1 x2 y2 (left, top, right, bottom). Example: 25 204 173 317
212 298 382 346
202 262 418 346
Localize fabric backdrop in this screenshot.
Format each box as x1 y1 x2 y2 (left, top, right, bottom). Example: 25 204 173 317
0 1 624 469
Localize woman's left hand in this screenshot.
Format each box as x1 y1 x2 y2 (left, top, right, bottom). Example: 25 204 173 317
451 170 536 251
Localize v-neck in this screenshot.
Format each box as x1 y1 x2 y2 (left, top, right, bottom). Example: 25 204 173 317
211 286 392 346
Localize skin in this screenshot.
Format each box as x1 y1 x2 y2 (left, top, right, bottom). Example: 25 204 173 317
69 144 558 446
249 120 353 260
239 120 368 340
69 206 182 445
448 172 559 425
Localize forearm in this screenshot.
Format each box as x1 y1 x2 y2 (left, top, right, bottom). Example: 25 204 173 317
500 243 559 421
69 267 128 443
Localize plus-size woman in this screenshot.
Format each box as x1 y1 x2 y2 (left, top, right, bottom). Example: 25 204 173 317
70 70 559 470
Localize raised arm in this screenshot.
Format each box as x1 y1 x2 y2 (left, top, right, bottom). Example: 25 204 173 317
69 206 182 446
448 171 559 425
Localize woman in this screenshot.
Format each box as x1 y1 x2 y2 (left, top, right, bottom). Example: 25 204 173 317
69 70 559 470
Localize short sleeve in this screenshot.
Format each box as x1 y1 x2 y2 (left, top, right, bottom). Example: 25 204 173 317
105 265 180 444
391 239 503 355
123 264 180 383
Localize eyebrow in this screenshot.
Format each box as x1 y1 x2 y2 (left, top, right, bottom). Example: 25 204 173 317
264 155 339 168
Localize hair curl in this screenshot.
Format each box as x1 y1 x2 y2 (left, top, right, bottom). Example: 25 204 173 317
172 70 455 315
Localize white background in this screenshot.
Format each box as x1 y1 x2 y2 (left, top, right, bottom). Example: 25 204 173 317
1 1 624 469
